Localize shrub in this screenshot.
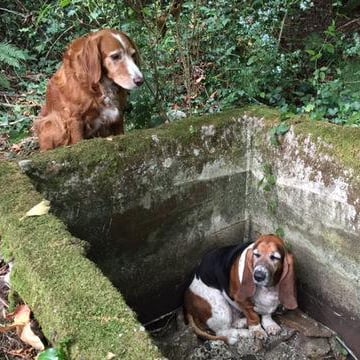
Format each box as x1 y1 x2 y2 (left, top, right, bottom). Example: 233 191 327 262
1 0 360 139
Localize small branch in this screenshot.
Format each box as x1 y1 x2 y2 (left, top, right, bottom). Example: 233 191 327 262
338 18 360 30
277 9 288 49
143 307 179 328
45 25 75 60
0 7 27 18
0 103 39 108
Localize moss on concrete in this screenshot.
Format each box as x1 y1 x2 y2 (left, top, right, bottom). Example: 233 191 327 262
242 106 360 177
0 162 162 359
2 105 360 358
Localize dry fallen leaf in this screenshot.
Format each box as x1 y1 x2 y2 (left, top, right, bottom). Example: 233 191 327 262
0 304 45 351
20 200 50 221
20 322 45 350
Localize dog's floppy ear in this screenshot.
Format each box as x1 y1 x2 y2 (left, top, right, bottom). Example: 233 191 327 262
279 253 298 309
235 247 256 302
71 35 102 91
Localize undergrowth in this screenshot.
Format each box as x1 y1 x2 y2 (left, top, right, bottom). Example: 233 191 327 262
0 0 359 140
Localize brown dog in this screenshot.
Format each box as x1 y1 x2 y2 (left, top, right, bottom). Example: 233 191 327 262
34 29 144 150
184 234 297 344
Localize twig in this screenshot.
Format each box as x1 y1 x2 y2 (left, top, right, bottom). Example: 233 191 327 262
338 18 360 30
143 307 180 328
0 118 31 127
45 25 75 60
0 7 27 18
277 8 288 49
335 336 358 360
0 103 39 108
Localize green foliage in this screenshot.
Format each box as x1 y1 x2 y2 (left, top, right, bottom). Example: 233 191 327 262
38 348 68 360
0 0 360 139
38 339 72 360
270 122 290 145
0 42 28 89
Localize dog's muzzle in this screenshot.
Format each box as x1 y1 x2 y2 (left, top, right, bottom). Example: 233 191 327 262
253 265 271 286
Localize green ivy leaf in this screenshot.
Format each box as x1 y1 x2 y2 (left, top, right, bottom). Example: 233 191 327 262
304 103 315 113
37 348 67 360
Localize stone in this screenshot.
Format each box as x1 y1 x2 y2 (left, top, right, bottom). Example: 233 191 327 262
275 309 334 338
189 340 237 360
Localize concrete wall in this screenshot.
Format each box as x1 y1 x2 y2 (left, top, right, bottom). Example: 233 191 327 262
23 107 360 356
247 117 360 355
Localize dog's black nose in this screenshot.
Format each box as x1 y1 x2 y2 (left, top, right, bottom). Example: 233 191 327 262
254 269 266 282
134 76 144 87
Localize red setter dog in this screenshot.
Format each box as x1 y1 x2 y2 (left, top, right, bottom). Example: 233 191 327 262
34 29 144 151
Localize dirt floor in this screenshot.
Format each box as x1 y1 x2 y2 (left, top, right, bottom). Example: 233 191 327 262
151 308 357 360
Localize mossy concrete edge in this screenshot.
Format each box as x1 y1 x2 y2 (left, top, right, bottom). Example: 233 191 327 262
0 162 162 359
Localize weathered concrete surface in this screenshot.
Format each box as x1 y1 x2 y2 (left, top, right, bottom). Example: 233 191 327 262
21 106 360 357
23 111 250 323
248 118 360 356
0 162 162 359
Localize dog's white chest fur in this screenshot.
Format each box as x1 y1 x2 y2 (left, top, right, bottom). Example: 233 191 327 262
99 78 122 124
88 78 122 135
253 286 279 315
99 104 120 123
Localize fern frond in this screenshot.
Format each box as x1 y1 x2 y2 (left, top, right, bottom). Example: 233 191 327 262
0 42 28 69
0 73 10 89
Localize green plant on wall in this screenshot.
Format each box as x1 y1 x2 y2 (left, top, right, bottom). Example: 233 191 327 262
258 163 286 237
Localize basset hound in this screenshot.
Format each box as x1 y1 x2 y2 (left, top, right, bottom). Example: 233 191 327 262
184 234 297 344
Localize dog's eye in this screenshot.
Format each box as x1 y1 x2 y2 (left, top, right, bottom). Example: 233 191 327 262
253 253 260 258
270 255 280 261
111 53 122 61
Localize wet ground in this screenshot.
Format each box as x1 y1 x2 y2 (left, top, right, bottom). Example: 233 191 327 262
151 309 356 360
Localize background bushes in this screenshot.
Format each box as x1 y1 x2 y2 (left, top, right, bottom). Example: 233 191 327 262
0 0 359 140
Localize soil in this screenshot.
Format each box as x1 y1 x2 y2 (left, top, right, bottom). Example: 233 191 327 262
0 135 39 162
0 259 41 360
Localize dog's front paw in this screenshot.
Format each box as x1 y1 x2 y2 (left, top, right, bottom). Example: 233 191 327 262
232 317 247 329
249 324 267 339
264 322 281 335
261 315 281 336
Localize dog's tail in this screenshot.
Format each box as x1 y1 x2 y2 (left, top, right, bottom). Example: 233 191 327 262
186 313 229 344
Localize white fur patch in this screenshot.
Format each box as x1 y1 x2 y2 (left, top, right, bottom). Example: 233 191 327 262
238 243 254 283
189 277 249 342
253 286 279 315
112 33 127 50
261 314 281 335
111 33 143 81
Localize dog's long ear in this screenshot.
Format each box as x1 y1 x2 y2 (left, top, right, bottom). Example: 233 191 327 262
71 35 102 91
234 247 256 302
279 253 298 309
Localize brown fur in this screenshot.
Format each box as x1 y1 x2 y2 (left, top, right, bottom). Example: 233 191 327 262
34 29 143 151
230 235 297 328
185 235 297 342
184 289 228 343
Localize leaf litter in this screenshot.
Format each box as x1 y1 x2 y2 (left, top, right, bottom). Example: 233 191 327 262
0 257 46 359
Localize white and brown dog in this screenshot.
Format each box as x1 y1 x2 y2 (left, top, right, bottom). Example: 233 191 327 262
184 234 297 344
